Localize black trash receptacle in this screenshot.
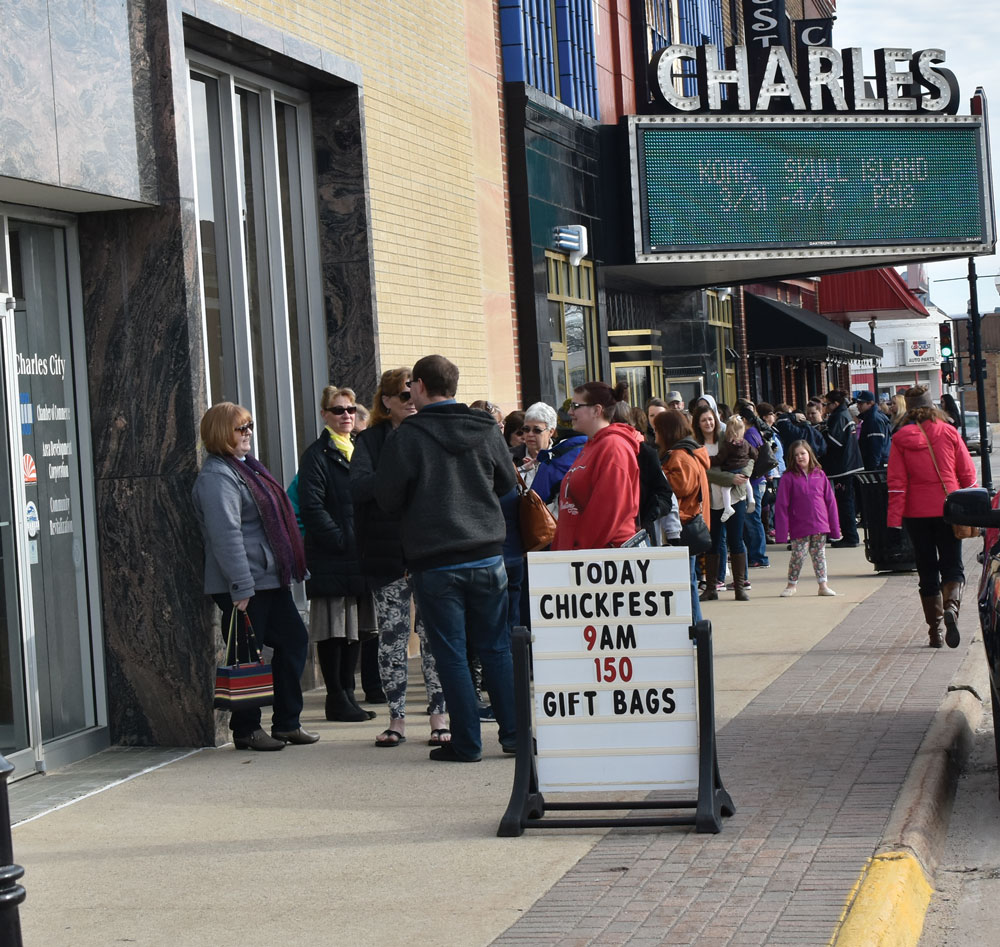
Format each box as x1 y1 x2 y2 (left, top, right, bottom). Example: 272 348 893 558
856 470 916 572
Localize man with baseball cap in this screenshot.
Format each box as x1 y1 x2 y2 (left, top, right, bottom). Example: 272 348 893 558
856 390 891 470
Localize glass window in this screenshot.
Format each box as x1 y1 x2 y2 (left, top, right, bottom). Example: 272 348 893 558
188 56 322 486
547 253 598 399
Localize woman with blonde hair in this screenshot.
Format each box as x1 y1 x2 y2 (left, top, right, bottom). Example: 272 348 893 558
192 402 316 751
298 385 378 722
888 386 977 648
351 368 449 746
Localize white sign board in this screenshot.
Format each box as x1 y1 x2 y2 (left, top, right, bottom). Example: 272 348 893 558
905 338 937 366
528 547 699 794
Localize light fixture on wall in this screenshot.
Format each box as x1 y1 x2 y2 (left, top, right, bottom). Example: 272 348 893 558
553 225 588 266
714 286 732 302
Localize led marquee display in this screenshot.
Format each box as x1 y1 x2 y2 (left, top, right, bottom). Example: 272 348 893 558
631 115 990 259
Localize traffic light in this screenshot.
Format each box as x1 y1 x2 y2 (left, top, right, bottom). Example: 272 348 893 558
939 322 954 359
941 360 956 385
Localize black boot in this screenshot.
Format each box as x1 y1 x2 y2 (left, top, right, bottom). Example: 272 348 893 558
317 639 369 722
341 639 376 720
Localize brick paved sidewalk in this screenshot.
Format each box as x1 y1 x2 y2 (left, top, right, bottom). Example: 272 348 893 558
493 558 976 946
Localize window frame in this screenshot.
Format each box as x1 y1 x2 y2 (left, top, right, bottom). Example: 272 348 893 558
187 52 326 486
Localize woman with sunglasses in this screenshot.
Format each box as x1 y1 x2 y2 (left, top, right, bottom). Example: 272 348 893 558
517 402 558 489
351 369 449 747
192 403 317 751
298 386 378 723
552 382 642 550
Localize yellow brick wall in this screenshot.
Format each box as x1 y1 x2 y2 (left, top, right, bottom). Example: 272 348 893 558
218 0 518 408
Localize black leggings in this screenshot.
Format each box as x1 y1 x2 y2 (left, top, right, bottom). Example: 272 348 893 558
903 516 964 597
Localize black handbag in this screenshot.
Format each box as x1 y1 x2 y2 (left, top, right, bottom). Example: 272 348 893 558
680 513 712 555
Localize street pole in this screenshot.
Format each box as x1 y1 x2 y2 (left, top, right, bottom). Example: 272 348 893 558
868 317 879 395
954 318 968 441
0 754 25 947
969 257 993 493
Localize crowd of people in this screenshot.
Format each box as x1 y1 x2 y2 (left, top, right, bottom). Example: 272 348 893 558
190 357 979 754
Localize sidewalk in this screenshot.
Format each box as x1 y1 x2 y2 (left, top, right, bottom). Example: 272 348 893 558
9 542 978 946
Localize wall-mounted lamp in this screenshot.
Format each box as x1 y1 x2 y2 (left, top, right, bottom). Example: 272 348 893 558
553 225 588 267
714 286 732 302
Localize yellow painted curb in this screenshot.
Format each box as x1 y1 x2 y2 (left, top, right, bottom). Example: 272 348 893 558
830 851 933 947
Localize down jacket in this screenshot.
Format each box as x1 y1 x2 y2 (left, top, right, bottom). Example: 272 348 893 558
298 429 367 599
887 420 977 526
660 437 710 525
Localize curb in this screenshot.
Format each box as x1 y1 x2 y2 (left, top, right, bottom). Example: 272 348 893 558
830 640 989 947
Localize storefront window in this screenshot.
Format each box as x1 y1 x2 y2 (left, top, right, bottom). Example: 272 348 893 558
547 252 598 402
189 56 323 485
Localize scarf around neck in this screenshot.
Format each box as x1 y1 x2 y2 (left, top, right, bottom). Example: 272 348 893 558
223 454 307 586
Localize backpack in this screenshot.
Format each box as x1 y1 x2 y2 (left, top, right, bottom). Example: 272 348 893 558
749 420 779 480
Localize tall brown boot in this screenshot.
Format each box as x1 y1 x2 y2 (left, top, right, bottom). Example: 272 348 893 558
942 581 964 649
731 553 750 601
700 555 719 601
921 594 944 648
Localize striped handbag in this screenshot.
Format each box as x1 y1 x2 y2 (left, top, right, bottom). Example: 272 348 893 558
213 609 274 710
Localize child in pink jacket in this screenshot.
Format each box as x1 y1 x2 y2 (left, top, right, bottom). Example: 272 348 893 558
774 439 841 597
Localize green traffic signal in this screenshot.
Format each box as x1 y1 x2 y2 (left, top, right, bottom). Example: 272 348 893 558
939 322 954 359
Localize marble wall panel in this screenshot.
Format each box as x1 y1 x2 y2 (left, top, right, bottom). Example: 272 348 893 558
47 0 144 200
97 473 222 746
312 89 378 401
79 202 202 482
0 0 60 184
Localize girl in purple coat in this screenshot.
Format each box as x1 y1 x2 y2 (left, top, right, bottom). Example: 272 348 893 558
774 440 841 597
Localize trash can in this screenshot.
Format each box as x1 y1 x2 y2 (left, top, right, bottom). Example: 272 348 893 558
856 469 916 572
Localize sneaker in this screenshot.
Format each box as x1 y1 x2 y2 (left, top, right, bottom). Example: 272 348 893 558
726 580 751 591
766 531 776 543
780 585 797 597
818 586 837 596
479 705 496 721
715 580 726 591
829 540 859 549
749 561 770 568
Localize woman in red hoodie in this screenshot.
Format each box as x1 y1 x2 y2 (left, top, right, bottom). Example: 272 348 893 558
552 381 641 550
888 386 977 649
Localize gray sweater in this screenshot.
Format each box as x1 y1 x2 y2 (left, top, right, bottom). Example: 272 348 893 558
192 454 281 600
375 402 517 571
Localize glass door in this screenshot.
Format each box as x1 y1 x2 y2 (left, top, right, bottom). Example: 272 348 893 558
0 213 105 778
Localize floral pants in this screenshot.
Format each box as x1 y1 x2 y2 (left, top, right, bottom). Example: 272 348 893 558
374 576 445 719
788 534 828 584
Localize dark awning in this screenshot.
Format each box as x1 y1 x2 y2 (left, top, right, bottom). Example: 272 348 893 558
745 293 882 361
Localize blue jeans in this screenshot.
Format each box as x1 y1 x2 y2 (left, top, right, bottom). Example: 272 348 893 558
744 480 769 565
213 588 308 737
710 500 747 558
411 559 516 759
689 555 702 624
834 476 860 545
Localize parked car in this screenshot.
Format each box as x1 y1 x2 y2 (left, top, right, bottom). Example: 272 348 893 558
963 412 993 454
944 488 1000 795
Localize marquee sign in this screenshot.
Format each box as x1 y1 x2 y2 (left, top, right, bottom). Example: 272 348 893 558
626 112 994 283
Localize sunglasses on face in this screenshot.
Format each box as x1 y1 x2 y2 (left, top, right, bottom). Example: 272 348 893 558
325 405 357 416
234 422 254 435
395 390 411 402
570 401 595 410
519 426 547 435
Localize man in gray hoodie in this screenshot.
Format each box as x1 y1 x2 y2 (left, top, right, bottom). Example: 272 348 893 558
375 355 517 762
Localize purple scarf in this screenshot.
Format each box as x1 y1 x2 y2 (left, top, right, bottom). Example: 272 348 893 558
224 454 307 587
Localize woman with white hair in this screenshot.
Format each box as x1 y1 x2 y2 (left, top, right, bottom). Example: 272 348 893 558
529 402 588 505
518 401 559 489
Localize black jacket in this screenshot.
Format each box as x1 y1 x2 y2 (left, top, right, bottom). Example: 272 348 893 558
859 405 892 469
298 430 367 599
350 422 405 583
638 440 674 539
375 402 517 571
821 403 864 478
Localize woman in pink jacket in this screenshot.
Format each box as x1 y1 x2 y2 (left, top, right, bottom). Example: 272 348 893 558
888 386 977 649
775 440 840 597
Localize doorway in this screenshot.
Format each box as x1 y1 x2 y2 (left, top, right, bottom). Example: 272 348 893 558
0 213 107 779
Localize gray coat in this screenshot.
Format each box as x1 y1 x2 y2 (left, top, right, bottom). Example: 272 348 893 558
192 454 282 601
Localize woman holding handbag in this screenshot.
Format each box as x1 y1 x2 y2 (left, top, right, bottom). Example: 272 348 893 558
654 410 710 623
192 403 317 751
888 386 978 648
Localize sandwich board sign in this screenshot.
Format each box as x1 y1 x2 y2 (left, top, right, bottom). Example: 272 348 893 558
499 546 733 835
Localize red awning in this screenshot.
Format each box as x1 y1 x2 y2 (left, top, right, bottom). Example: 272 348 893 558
817 268 930 322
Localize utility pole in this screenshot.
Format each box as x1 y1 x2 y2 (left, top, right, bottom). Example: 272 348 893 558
968 257 993 493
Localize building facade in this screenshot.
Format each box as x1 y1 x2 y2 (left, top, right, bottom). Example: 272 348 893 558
0 0 519 775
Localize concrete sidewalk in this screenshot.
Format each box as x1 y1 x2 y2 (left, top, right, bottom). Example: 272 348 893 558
9 543 978 946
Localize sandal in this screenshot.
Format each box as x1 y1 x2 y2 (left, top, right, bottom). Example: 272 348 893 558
427 728 451 746
375 729 405 748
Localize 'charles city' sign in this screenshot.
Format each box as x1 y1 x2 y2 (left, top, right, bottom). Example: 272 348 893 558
650 44 959 115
